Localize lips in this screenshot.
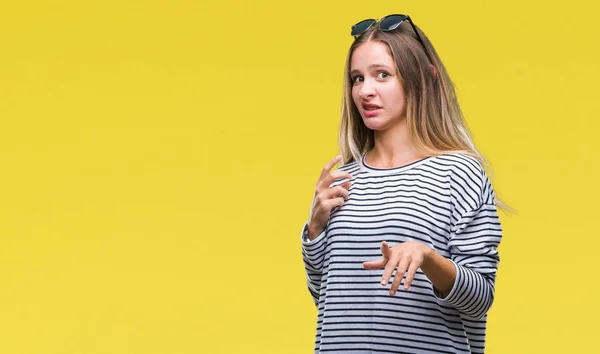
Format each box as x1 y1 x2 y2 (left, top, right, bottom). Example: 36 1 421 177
362 103 382 111
362 104 382 117
361 103 382 117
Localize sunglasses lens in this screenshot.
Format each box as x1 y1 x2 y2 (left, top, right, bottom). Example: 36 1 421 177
380 15 408 31
351 19 376 36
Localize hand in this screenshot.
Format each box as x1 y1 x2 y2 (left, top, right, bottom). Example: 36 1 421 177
307 155 353 239
363 240 432 296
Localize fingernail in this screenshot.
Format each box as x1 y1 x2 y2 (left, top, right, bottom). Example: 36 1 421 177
390 290 395 296
381 280 387 286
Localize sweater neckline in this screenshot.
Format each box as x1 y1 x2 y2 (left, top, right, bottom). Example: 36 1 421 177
358 151 436 175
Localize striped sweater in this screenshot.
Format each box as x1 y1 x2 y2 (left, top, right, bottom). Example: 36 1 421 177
300 152 502 353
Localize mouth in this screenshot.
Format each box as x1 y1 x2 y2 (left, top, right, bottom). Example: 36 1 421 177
362 104 382 117
362 104 382 111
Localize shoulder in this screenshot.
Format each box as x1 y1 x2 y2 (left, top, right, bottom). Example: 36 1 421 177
434 153 485 178
336 159 360 173
437 153 495 209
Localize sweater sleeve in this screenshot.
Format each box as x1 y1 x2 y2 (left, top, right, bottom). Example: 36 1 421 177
300 165 353 307
434 160 503 320
300 221 328 306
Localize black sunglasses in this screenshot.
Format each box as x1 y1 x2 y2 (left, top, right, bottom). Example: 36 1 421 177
350 14 426 49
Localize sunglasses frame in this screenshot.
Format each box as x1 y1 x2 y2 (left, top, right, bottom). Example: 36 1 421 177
351 14 426 49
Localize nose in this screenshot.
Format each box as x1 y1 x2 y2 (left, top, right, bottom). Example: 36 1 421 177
359 79 375 100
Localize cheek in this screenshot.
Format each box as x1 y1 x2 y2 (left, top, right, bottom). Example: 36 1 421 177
382 85 405 105
351 89 360 106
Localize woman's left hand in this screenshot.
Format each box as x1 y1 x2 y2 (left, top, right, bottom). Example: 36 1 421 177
363 240 432 296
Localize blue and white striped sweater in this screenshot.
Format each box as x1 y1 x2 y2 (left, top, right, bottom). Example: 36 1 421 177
301 152 502 353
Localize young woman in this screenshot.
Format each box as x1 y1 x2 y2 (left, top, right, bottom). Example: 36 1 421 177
300 15 504 353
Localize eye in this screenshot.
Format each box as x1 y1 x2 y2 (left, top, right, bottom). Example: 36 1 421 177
377 71 391 79
352 75 364 84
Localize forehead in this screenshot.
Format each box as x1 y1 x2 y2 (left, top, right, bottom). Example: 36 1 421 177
350 41 395 70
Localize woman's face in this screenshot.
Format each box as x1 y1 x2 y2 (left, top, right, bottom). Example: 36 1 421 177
350 40 406 131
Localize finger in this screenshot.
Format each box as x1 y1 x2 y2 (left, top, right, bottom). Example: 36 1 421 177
335 182 352 202
403 263 420 290
330 171 354 181
319 155 342 180
323 197 345 213
381 255 398 286
323 185 350 201
390 258 410 295
381 241 391 261
320 171 354 191
362 258 387 269
341 181 352 191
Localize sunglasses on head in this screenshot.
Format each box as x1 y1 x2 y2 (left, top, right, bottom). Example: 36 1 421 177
350 14 426 49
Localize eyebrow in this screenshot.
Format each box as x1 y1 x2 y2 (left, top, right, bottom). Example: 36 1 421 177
350 64 393 76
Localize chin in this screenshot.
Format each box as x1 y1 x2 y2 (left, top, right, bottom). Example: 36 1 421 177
361 116 389 131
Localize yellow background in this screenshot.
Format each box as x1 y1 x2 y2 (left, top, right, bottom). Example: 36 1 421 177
0 0 598 353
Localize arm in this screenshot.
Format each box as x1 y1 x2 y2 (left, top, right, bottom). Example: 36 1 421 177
432 203 502 320
300 222 328 306
299 155 353 306
420 248 456 298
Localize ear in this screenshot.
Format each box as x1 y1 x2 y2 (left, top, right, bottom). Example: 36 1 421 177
429 64 437 79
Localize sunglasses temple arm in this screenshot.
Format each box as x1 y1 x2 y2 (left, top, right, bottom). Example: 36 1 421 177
406 17 426 49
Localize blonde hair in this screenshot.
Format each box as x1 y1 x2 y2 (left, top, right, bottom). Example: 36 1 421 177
339 21 512 212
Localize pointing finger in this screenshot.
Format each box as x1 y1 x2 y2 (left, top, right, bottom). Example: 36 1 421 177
319 155 342 180
363 258 387 269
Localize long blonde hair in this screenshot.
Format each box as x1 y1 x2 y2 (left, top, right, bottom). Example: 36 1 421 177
339 21 511 212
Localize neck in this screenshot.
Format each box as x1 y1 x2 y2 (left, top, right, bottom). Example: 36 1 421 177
367 119 426 168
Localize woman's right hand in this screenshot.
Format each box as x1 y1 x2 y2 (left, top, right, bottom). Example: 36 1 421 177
307 155 353 240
